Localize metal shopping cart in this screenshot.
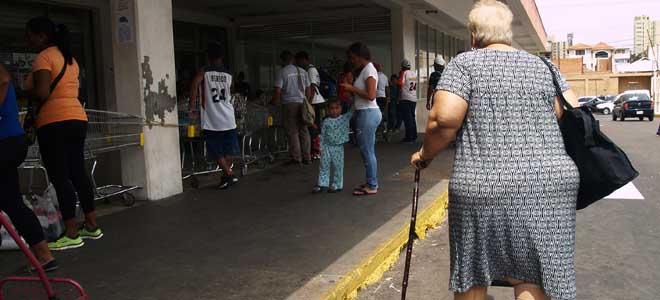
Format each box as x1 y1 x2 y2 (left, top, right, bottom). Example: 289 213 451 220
18 109 144 207
265 102 289 160
179 114 224 189
84 109 144 206
235 98 272 176
0 213 87 300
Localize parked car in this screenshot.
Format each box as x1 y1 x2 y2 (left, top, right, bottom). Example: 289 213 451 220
578 96 597 107
596 100 615 114
582 98 602 112
612 91 654 121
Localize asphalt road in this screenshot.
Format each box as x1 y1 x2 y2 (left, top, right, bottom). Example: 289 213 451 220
359 115 660 300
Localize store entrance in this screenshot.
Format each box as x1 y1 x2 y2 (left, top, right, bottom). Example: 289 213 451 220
0 0 98 110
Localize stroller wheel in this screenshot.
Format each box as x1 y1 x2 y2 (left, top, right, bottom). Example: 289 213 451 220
241 165 249 177
122 193 136 207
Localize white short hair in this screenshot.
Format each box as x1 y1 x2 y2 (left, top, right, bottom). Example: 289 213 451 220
468 0 514 47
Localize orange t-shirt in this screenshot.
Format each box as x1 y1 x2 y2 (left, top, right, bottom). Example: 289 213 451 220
28 46 87 128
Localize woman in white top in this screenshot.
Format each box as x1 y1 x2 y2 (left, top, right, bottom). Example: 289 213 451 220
340 42 381 196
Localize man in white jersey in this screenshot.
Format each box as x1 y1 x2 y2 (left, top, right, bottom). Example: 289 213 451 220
190 43 239 190
396 59 418 143
273 51 312 165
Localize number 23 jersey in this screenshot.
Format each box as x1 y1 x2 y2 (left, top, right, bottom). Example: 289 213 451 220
201 66 235 131
399 70 418 101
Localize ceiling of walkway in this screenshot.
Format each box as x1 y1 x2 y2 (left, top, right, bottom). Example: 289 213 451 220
172 0 389 24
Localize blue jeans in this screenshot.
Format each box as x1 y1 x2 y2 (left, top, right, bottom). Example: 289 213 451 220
354 108 382 189
398 100 417 141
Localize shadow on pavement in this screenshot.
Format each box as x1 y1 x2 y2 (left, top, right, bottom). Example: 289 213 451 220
0 139 455 300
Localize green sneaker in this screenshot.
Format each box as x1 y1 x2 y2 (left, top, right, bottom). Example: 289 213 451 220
79 226 104 240
48 235 84 251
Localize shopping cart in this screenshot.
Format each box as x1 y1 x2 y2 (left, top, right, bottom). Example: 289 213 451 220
235 98 271 176
263 100 289 160
18 110 144 207
84 109 144 206
0 213 87 300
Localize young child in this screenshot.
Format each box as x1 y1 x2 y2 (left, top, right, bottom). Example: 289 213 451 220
313 100 352 193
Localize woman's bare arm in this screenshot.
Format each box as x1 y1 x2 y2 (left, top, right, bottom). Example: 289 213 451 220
343 77 377 101
411 91 469 168
32 70 52 104
554 89 579 119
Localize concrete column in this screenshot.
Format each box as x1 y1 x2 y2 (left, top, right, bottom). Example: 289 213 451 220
391 6 429 133
391 6 416 72
111 0 183 200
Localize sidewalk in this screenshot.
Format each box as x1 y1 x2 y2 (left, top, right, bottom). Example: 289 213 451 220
0 140 454 300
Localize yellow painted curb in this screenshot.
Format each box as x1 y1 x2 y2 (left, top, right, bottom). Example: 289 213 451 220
322 188 449 300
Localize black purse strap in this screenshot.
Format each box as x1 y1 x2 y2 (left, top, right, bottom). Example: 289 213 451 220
32 60 67 115
50 61 67 93
540 57 596 146
540 57 572 110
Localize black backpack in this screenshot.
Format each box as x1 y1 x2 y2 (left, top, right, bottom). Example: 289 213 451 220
542 57 638 210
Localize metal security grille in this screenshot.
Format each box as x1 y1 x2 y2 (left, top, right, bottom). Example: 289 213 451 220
238 14 391 40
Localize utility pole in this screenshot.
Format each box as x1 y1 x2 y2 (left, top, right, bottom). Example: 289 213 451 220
647 29 660 113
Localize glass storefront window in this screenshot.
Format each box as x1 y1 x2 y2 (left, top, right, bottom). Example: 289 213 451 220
444 34 451 61
429 28 437 73
173 21 228 108
0 0 97 109
417 22 428 100
415 21 473 99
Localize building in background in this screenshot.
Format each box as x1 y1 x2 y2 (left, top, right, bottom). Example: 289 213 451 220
613 48 632 66
568 43 595 70
634 15 656 55
566 42 629 72
655 20 660 47
551 40 567 60
557 41 656 105
567 33 574 47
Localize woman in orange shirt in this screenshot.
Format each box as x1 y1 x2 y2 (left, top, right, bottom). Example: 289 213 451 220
26 17 102 251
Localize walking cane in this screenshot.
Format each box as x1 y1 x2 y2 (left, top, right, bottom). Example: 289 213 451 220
401 162 425 300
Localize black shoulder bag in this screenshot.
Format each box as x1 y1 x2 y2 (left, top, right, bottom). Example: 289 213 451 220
23 62 67 145
541 57 638 210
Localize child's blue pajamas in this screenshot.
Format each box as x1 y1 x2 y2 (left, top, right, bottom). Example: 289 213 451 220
318 111 352 190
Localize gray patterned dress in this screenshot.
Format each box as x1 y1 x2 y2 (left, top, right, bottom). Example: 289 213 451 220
437 49 579 300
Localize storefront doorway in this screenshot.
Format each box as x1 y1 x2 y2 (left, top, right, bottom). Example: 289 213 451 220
0 0 99 110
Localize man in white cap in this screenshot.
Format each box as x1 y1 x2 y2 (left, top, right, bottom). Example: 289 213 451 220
426 56 446 110
396 58 418 143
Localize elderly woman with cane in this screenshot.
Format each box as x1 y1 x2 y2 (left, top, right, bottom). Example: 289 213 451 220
411 1 581 300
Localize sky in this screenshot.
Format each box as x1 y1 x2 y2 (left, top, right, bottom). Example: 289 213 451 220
536 0 660 48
